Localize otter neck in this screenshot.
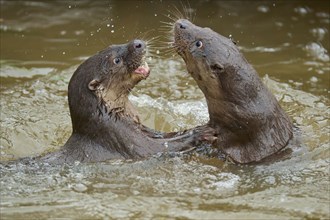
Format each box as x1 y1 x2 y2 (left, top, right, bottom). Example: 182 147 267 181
100 89 140 123
205 98 226 124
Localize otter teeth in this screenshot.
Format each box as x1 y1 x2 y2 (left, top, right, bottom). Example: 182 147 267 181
139 61 149 71
142 61 149 69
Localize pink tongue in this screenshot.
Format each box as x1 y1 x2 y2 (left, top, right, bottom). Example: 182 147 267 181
134 66 150 75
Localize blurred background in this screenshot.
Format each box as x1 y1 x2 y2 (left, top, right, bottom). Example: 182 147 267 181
1 0 329 93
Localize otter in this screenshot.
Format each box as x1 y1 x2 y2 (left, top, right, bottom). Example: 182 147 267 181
172 19 293 164
40 39 215 164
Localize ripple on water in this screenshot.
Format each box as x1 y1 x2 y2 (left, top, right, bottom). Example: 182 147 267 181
0 68 72 160
0 61 329 219
0 63 56 78
130 94 209 130
304 42 329 62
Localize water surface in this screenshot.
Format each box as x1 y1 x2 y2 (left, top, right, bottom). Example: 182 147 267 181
0 1 329 219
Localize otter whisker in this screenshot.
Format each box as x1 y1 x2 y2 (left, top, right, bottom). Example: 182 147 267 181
159 46 176 53
171 5 185 20
160 29 174 35
144 36 161 44
146 43 162 50
137 30 158 43
145 49 162 59
154 48 175 56
156 40 174 45
162 47 176 54
159 25 174 30
146 55 162 60
161 52 177 58
180 0 195 22
160 21 175 26
162 12 178 23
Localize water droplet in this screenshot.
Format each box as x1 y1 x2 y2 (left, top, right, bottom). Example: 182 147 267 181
154 14 157 16
294 6 309 16
62 51 66 55
257 5 269 13
111 30 114 33
74 30 84 36
156 50 160 54
310 76 318 82
107 24 110 27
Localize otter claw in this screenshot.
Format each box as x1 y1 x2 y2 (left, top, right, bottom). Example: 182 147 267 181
196 126 217 144
203 136 218 143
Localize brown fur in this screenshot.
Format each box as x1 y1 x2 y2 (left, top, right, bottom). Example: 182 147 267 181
40 39 215 164
173 19 293 163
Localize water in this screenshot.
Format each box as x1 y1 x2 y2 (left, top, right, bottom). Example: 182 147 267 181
0 0 329 219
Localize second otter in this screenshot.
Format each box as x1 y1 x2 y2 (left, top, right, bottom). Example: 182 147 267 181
173 19 293 164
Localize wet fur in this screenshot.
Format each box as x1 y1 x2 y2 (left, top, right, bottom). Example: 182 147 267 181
172 19 293 163
40 40 215 164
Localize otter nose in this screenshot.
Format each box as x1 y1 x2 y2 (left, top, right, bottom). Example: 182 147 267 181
133 40 145 50
175 19 191 30
179 23 186 29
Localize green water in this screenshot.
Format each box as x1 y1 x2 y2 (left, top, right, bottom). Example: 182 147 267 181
0 1 329 219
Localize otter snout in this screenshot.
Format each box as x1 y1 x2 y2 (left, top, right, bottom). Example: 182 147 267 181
174 19 192 31
128 39 146 54
133 39 145 50
173 19 194 54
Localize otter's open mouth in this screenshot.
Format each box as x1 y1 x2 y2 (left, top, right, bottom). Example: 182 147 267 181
133 61 150 79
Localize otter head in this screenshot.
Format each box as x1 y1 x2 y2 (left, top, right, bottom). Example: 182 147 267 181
173 19 265 130
68 39 150 134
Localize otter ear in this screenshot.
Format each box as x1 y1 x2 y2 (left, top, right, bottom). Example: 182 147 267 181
214 63 224 70
211 63 225 74
88 79 100 91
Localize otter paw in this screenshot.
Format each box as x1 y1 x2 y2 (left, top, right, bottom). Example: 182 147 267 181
195 126 218 144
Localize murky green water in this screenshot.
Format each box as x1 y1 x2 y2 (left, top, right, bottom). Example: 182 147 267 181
0 0 329 219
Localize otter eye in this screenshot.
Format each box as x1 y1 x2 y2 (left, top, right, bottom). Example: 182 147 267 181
113 57 121 65
196 40 203 48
